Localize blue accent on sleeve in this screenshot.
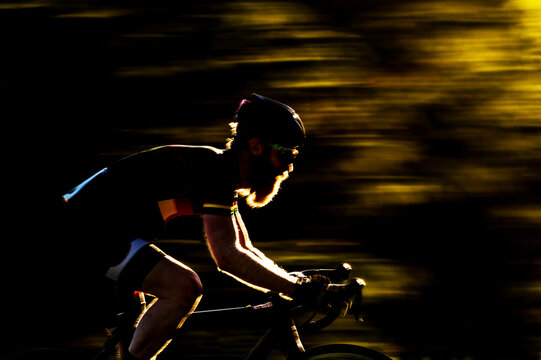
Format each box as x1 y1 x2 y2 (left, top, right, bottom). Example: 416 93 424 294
63 167 108 202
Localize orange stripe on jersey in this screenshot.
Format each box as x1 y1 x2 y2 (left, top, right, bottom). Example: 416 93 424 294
158 198 196 223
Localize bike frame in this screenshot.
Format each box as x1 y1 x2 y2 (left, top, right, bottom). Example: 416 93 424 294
97 264 362 360
189 300 309 360
148 297 301 360
2 265 390 360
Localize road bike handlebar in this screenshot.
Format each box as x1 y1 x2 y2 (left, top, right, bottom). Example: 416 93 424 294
277 263 366 332
188 263 365 331
288 262 353 284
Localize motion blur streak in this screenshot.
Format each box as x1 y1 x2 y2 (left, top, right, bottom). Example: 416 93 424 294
5 0 541 359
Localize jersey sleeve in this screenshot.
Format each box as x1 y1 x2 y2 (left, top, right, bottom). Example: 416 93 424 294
200 153 238 217
157 146 238 219
200 172 238 216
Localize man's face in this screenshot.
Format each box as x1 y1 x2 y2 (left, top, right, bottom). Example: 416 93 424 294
241 142 298 208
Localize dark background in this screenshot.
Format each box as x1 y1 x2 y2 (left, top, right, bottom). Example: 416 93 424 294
3 0 541 359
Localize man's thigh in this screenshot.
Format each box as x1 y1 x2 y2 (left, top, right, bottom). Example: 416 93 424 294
107 239 167 291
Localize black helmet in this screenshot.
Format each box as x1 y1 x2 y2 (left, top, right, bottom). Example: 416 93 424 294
234 93 305 149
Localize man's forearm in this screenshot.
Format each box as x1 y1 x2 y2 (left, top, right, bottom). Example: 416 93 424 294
216 242 298 295
204 214 297 296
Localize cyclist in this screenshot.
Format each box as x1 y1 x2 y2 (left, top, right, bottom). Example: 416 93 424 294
62 94 321 360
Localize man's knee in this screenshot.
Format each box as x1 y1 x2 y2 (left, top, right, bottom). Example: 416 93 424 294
165 268 203 313
179 268 203 302
142 257 203 306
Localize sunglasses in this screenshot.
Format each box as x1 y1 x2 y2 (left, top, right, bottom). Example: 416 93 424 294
267 143 299 161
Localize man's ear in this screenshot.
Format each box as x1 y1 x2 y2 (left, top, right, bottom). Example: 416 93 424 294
248 138 265 156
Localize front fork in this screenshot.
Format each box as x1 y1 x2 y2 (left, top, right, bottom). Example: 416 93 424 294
283 318 306 356
244 316 307 360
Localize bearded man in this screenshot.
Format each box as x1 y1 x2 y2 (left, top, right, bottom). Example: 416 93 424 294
62 94 314 360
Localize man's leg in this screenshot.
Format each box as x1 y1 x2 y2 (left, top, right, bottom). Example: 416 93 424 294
128 255 203 360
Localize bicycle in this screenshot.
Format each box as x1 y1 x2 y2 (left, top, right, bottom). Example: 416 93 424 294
3 263 393 360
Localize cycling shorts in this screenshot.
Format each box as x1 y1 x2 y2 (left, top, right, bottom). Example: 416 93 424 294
106 239 167 290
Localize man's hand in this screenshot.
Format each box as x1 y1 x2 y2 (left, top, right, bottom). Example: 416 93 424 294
293 274 332 305
306 274 332 287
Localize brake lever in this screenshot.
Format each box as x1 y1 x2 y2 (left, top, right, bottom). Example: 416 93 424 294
333 262 353 283
348 278 366 324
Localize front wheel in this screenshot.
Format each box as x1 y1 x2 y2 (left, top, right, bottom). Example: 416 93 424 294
304 344 393 360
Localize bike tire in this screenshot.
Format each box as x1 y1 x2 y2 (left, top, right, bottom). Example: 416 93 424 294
304 344 393 360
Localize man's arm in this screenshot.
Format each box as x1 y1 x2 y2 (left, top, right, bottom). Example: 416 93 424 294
203 213 297 297
233 211 283 268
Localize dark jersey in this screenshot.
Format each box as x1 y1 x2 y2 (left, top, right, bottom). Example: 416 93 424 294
62 145 238 266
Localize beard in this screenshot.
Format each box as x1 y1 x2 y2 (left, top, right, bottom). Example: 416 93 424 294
243 171 289 208
237 152 290 208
